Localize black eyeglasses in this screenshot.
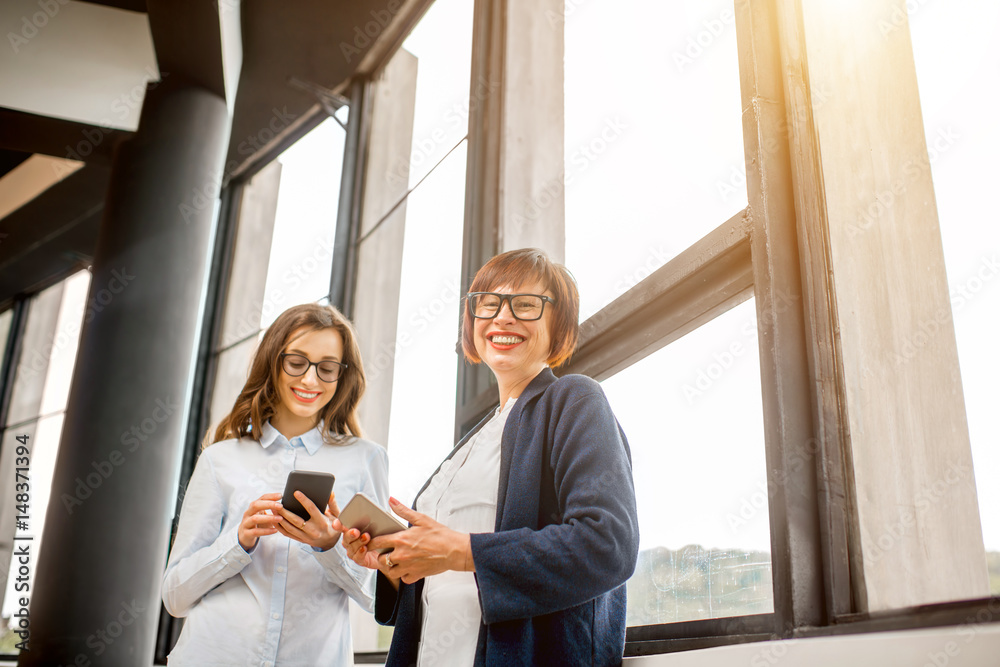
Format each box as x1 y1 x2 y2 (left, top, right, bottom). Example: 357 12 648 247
279 354 347 383
467 292 555 321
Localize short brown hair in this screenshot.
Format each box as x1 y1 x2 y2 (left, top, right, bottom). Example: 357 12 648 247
461 248 579 368
211 303 366 446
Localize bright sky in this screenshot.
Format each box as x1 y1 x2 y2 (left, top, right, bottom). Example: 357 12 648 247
6 0 999 620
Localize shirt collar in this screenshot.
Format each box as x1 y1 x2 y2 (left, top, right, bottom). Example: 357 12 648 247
258 420 326 456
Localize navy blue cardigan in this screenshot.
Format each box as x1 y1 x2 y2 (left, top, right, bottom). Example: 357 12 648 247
375 367 640 666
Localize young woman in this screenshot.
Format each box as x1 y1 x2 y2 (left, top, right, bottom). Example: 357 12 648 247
162 303 388 666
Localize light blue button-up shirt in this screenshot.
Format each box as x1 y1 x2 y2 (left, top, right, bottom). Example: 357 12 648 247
162 422 389 666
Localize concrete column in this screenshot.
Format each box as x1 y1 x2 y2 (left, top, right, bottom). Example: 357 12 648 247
353 49 418 449
207 161 282 431
497 0 564 258
778 0 987 610
23 83 230 665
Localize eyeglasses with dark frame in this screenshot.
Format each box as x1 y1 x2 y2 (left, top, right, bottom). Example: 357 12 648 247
279 353 348 383
467 292 556 321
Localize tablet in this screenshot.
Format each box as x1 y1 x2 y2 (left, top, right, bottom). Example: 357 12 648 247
339 493 407 553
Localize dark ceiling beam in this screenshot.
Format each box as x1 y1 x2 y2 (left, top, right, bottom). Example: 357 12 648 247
0 165 109 310
0 149 30 181
76 0 148 12
0 107 131 165
226 0 429 179
146 0 227 101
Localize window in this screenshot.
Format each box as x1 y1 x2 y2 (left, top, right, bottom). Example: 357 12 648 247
0 271 89 656
564 0 747 319
909 0 1000 592
604 298 773 625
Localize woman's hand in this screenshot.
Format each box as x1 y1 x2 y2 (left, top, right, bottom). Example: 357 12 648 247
238 493 284 551
276 491 342 551
366 498 474 585
330 520 402 588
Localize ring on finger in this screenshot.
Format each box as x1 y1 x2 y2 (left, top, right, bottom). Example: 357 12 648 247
385 553 394 568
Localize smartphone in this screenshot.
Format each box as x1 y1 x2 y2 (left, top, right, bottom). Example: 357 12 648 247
281 470 336 520
339 493 407 553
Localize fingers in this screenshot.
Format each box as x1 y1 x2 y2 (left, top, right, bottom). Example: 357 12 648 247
245 497 283 518
294 490 324 520
388 497 421 524
326 492 340 519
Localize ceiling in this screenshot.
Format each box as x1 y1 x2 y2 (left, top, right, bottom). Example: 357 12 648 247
0 0 420 308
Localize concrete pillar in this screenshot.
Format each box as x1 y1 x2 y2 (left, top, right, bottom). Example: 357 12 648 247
497 0 565 258
206 161 282 431
770 0 987 611
22 83 230 665
353 49 418 449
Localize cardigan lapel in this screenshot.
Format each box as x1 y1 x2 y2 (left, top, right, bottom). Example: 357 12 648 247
493 367 557 529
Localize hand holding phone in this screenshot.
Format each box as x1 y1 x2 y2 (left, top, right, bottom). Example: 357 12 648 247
281 471 335 521
339 493 407 554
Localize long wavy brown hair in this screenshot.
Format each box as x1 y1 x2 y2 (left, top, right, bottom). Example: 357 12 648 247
209 303 366 446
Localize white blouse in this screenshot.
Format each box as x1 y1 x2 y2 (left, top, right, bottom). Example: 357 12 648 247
161 421 389 667
415 399 516 667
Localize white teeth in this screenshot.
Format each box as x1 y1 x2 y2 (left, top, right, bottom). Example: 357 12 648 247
292 389 320 399
491 335 523 345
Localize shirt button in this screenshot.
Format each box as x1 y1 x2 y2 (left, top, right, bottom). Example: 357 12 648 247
277 566 284 573
273 612 280 620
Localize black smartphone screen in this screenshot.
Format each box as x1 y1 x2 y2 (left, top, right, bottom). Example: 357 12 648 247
281 471 335 520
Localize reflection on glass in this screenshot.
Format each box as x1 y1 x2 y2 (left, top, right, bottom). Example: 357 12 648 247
564 0 748 320
600 298 773 624
908 0 1000 581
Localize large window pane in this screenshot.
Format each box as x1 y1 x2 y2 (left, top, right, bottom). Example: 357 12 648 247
0 271 88 654
397 0 474 190
386 142 467 506
259 117 346 329
601 298 773 624
909 0 1000 586
564 0 748 320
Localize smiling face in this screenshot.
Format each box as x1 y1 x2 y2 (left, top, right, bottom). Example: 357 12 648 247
271 327 344 437
472 281 554 384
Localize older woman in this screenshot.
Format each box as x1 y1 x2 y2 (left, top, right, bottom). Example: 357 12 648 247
337 248 639 666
